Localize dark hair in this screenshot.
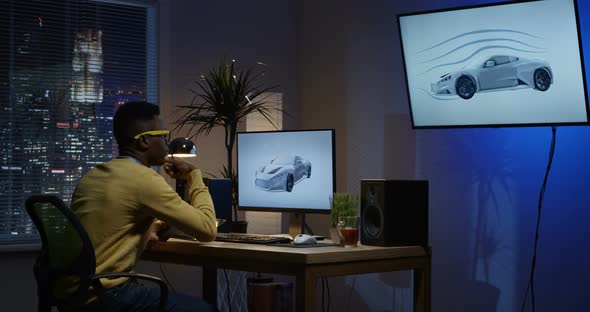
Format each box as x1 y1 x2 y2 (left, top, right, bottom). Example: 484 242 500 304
113 101 160 148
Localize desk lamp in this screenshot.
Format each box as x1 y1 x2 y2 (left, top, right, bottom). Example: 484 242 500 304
168 137 197 198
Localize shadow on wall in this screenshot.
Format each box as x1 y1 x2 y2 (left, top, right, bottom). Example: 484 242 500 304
464 130 515 311
415 128 523 311
383 114 504 311
415 123 590 312
352 113 510 310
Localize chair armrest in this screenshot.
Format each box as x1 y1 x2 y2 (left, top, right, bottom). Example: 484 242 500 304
89 272 168 311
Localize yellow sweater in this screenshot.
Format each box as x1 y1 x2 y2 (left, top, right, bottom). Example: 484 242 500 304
70 158 217 290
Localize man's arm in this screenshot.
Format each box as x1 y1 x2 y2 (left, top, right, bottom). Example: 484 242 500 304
140 158 217 242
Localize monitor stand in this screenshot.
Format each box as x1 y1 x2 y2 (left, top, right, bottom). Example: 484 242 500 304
288 213 306 238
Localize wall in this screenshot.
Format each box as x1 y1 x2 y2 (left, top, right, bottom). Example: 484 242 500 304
0 1 299 311
158 0 301 225
297 0 590 311
0 250 39 311
144 0 301 306
7 0 590 311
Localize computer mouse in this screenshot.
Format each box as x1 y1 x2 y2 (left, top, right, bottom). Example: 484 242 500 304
293 234 318 245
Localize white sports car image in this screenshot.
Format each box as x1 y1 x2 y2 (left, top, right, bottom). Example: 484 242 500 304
431 55 553 99
255 155 311 192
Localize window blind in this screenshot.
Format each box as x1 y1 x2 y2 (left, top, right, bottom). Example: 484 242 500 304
0 0 158 245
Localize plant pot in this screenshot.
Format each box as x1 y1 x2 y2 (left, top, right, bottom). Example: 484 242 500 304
229 220 248 233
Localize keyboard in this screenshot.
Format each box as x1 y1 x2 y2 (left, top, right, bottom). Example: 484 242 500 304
215 232 292 244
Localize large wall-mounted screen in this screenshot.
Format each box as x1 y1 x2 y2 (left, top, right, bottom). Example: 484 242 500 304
398 0 589 128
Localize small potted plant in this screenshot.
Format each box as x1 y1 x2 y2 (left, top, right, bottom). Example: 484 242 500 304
330 193 359 243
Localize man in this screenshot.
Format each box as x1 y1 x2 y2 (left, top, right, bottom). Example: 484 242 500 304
66 101 217 311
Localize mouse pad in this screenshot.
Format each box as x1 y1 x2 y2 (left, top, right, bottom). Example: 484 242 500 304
270 242 340 248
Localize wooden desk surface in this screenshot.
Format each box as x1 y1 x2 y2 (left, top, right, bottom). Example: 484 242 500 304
143 239 432 312
143 239 431 276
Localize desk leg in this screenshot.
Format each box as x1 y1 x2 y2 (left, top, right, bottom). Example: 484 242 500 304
413 257 432 312
203 267 217 307
296 269 316 312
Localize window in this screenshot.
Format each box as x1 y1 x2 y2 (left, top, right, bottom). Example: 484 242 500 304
492 56 510 66
0 0 158 245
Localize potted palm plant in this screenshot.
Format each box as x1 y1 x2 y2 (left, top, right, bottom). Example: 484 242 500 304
175 59 283 232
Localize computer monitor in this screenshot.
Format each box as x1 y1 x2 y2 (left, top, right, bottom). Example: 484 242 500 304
237 129 336 233
397 0 589 129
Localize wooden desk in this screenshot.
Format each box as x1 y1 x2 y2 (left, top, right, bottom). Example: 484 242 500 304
143 240 431 312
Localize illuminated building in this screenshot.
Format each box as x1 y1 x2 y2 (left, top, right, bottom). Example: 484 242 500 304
1 0 148 242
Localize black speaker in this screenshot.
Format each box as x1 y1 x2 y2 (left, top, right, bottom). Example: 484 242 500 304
360 179 428 247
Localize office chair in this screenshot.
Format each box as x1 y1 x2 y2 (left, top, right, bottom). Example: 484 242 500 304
25 194 169 312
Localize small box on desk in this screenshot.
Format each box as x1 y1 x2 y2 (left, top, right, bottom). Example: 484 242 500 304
360 179 428 247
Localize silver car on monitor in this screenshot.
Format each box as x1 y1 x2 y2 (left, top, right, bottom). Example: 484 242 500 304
255 155 312 192
431 55 553 99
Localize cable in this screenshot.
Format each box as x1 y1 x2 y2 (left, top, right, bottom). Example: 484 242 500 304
326 277 331 312
346 276 357 312
520 126 557 312
223 269 232 312
322 276 325 312
159 263 177 294
320 276 331 312
304 223 315 235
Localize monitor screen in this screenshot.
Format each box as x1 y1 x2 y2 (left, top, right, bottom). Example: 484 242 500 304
398 0 589 128
237 129 335 213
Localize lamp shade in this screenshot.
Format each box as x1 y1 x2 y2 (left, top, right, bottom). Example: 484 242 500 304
168 137 197 158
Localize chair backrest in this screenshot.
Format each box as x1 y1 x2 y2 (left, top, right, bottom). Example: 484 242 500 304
25 194 97 309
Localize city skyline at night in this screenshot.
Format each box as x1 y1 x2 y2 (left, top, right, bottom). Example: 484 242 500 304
0 0 152 243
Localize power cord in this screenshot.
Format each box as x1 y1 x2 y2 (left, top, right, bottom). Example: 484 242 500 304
223 269 232 312
159 263 177 293
321 277 325 312
520 126 557 312
304 223 315 235
346 276 357 312
321 276 331 312
326 277 331 312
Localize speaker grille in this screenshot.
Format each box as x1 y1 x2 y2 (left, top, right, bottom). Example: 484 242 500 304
362 204 382 238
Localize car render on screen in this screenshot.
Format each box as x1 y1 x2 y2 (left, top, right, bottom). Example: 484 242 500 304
255 155 312 192
431 55 553 99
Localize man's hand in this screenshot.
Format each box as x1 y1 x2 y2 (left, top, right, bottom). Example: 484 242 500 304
163 157 196 181
149 219 170 242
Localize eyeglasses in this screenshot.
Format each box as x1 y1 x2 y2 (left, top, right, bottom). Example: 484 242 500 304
133 130 171 143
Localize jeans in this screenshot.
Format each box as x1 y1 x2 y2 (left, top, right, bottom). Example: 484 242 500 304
92 279 216 312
